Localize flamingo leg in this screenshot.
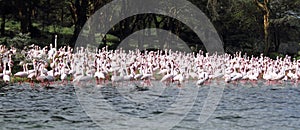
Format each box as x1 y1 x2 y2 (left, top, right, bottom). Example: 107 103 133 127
66 80 69 85
30 80 34 87
59 80 62 86
61 80 64 86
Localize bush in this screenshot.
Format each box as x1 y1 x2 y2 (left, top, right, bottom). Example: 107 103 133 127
7 33 33 49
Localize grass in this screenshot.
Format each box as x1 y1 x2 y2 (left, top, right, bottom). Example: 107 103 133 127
1 19 75 48
11 77 28 83
9 75 74 84
1 19 74 36
45 25 74 35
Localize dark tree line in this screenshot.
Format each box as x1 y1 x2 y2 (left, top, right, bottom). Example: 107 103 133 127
0 0 299 57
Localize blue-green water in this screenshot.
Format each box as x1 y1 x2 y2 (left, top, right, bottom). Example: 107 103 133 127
1 81 300 129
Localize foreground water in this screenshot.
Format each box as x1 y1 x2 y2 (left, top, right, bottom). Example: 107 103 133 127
1 81 300 129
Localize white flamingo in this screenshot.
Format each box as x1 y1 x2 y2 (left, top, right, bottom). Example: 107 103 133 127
197 71 209 86
14 63 29 79
94 65 106 84
2 61 11 83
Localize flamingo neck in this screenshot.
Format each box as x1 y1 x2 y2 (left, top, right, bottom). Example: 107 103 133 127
3 62 6 74
25 63 29 73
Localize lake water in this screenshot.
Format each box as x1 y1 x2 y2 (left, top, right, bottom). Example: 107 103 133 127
1 81 300 129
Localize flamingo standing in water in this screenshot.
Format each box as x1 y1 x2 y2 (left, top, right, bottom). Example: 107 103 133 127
122 68 134 81
231 68 243 82
2 54 13 83
160 70 174 85
14 62 28 77
141 65 153 86
111 69 124 85
248 69 259 81
27 71 37 86
58 61 69 85
288 70 299 82
45 69 55 86
36 63 47 86
263 67 272 84
196 71 209 86
173 69 185 85
72 65 83 83
2 61 11 83
160 60 176 85
94 65 106 84
14 63 29 84
134 67 143 80
77 66 93 85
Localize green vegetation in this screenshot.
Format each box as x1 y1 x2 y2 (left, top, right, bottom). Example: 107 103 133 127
0 0 299 57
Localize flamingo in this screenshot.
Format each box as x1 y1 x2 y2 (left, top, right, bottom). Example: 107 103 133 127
231 69 243 81
160 70 174 85
123 71 134 81
45 74 55 86
27 60 40 86
78 67 93 84
160 60 176 83
94 65 106 84
274 68 286 80
140 65 153 85
287 69 298 82
36 64 47 86
197 71 209 86
263 70 272 84
111 70 124 85
173 71 185 85
248 70 259 81
134 67 143 80
2 54 12 75
2 61 11 83
224 74 232 83
72 67 83 83
60 68 68 85
14 63 29 84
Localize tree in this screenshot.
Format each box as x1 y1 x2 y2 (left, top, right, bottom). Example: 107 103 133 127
254 0 271 55
68 0 88 47
270 0 300 52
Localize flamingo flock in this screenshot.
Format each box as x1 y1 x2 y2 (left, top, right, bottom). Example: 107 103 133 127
0 44 299 87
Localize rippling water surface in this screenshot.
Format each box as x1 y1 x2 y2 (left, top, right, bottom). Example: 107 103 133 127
1 81 300 129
